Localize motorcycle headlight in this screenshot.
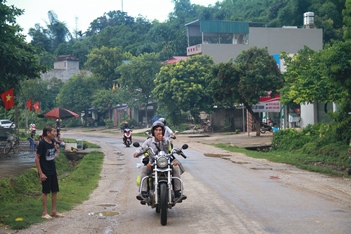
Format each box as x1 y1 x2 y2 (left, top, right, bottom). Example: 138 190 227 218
157 157 168 168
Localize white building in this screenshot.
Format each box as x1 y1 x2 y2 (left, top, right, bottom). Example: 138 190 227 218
41 55 80 82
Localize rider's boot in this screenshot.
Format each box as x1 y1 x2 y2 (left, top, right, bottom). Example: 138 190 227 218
174 190 187 203
136 191 148 201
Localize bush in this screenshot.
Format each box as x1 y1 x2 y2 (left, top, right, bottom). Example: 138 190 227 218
104 119 113 128
272 128 309 151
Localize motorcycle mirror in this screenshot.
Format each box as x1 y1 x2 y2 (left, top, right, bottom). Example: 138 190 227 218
133 142 140 147
182 144 188 150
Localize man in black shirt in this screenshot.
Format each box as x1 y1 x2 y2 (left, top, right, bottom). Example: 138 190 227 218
35 125 64 219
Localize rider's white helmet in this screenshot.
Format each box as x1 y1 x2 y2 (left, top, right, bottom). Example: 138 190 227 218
159 118 165 123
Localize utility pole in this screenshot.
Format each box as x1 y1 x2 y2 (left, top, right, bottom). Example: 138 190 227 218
121 0 123 12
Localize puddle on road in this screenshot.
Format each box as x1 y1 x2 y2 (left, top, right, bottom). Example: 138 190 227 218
231 161 250 164
0 149 36 178
204 153 231 158
250 167 273 170
89 211 119 217
97 203 116 207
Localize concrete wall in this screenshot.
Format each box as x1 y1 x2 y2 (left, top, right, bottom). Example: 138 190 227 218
300 102 317 127
41 60 80 82
211 108 246 132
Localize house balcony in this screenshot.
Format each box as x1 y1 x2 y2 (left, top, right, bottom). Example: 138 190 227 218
187 44 202 56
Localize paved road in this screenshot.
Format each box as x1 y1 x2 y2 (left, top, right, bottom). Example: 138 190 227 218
0 129 272 178
10 128 351 234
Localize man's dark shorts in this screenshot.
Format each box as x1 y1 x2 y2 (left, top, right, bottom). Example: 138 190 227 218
41 174 59 194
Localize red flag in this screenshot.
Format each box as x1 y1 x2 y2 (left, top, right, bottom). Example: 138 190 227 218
26 98 33 112
33 101 40 113
1 88 15 110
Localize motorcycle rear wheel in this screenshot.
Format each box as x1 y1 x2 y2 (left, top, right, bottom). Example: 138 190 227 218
3 142 12 154
13 144 19 154
160 182 168 226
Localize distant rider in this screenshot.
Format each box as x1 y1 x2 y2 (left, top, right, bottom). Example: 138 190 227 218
121 121 132 145
30 121 36 135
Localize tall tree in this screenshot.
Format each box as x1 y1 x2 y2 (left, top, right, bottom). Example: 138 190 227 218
85 46 125 89
46 10 72 50
343 0 351 40
56 73 99 114
0 0 44 93
19 77 64 112
153 55 214 123
209 47 283 136
91 89 122 120
118 53 162 123
279 46 346 105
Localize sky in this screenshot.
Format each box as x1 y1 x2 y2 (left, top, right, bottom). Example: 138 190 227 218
6 0 219 41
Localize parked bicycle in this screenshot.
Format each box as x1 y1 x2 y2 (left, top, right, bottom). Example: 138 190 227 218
3 132 19 154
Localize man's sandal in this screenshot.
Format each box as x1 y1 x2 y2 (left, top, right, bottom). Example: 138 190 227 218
50 212 64 217
41 214 52 219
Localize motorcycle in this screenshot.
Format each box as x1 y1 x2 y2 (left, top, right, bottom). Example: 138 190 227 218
260 122 273 133
123 128 132 147
133 142 188 226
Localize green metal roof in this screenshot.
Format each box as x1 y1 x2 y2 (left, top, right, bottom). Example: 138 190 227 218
199 20 249 34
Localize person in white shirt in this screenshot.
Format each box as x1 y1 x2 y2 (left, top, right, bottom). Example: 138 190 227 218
30 122 36 135
158 118 175 139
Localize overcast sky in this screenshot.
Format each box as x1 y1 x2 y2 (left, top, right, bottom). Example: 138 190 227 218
6 0 219 41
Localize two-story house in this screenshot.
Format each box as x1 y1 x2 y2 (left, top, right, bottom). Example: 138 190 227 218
185 14 328 130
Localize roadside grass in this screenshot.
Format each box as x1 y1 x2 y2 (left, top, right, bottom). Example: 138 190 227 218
0 150 103 230
82 129 97 132
213 143 349 176
101 130 119 134
133 132 149 137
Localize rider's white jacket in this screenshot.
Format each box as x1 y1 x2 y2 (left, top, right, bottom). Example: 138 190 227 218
134 137 170 164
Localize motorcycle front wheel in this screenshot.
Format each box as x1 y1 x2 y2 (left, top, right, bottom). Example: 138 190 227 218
160 182 168 226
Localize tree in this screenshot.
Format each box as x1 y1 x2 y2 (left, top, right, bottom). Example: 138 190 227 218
56 73 100 116
279 46 346 105
46 10 72 50
153 55 214 123
0 1 45 92
19 77 64 112
118 53 162 123
29 24 52 52
85 46 125 89
209 47 283 136
91 89 122 120
343 0 351 40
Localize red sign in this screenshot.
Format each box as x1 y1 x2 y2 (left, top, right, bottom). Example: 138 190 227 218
252 94 280 113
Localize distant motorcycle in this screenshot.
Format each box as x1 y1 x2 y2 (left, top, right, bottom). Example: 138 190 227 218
260 122 273 133
133 142 188 226
123 128 132 147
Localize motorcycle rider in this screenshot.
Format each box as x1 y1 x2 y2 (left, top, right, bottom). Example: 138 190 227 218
121 121 132 145
158 118 175 139
133 120 186 201
30 121 36 135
